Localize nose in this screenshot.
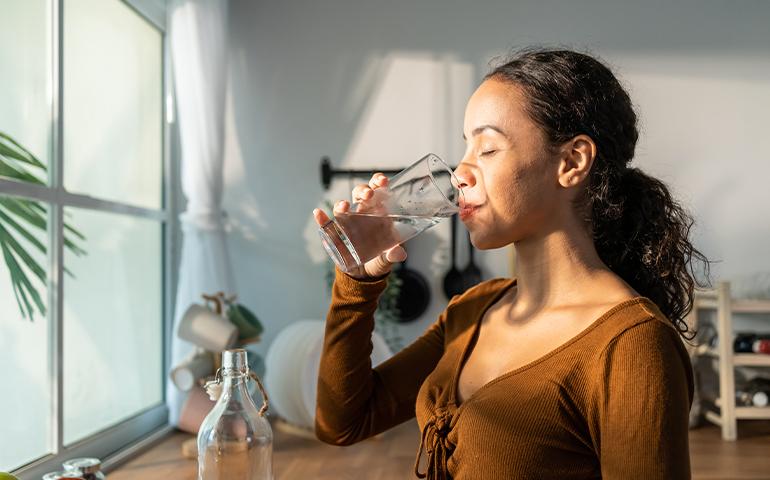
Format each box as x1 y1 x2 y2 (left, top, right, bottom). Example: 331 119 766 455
453 161 476 190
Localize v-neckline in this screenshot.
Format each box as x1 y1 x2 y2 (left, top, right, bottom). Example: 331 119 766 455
449 280 650 411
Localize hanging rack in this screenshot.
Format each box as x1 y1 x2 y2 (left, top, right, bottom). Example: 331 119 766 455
319 156 457 190
320 156 403 190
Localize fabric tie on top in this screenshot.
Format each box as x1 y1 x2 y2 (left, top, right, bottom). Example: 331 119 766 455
414 410 455 479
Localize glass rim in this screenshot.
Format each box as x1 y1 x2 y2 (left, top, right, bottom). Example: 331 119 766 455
318 222 360 272
423 153 464 208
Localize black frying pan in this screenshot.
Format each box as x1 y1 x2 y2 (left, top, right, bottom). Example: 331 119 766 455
443 215 464 299
392 255 431 323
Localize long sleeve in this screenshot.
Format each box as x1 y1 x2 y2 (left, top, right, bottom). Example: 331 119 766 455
595 319 694 479
314 268 448 446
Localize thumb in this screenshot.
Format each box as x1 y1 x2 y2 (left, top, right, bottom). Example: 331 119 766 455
364 245 407 277
384 245 407 263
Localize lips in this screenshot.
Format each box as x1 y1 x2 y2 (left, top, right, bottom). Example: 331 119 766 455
459 203 480 220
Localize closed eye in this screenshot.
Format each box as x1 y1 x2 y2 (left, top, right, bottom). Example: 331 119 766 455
480 150 497 157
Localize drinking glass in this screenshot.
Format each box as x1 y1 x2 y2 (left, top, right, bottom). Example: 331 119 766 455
319 153 462 273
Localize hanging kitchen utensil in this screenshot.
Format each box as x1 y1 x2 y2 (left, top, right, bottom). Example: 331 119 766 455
460 230 483 291
392 254 431 323
442 215 464 299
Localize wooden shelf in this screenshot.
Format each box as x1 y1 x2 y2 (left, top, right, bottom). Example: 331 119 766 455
692 282 770 440
711 399 770 421
736 406 770 420
735 354 770 367
695 297 770 314
704 410 723 427
695 289 718 299
704 349 770 367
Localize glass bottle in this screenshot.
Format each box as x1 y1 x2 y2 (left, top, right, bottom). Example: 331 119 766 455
198 349 273 480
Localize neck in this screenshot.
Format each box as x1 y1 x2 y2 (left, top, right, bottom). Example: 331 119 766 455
222 374 254 405
511 224 611 313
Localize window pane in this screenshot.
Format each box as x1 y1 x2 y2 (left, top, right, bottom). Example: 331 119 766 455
63 0 162 209
0 196 50 470
63 208 162 445
0 0 51 185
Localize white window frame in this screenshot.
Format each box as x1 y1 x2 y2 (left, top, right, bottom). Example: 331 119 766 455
3 0 178 477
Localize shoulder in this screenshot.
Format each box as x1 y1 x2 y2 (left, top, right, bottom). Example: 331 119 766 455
594 299 693 389
601 299 687 355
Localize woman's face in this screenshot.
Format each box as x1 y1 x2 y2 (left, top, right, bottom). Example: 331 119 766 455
455 78 567 249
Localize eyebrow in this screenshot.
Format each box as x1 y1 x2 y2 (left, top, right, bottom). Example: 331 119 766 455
462 124 508 141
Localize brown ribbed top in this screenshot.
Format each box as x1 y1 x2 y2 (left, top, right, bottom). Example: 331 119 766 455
315 270 693 479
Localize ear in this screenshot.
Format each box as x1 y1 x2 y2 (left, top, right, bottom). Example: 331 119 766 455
557 134 596 188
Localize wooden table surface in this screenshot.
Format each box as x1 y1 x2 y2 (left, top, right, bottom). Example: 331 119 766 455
108 419 770 479
108 419 419 480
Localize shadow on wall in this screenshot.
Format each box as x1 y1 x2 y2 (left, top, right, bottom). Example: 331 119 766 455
222 8 480 350
227 50 476 347
219 0 770 354
225 49 475 252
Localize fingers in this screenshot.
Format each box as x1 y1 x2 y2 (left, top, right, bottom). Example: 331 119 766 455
369 173 388 189
313 201 349 227
315 173 389 230
312 208 330 227
333 200 349 215
352 173 389 203
352 184 373 203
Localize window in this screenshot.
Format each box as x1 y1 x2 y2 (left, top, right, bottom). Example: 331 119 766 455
63 0 163 210
0 0 172 476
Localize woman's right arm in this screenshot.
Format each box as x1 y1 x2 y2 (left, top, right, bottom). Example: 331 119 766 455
314 268 448 446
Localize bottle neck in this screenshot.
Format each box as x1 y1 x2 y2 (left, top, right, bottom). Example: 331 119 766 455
221 371 259 409
223 370 248 389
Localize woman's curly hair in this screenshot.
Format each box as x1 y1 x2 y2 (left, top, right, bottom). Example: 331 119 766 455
487 48 710 339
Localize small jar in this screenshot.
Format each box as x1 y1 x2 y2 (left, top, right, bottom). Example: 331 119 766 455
41 472 85 480
62 458 106 480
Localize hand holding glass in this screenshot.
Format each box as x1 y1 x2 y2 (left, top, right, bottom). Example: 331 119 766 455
318 153 463 273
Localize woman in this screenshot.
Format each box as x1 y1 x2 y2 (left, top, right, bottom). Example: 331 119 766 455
311 48 708 479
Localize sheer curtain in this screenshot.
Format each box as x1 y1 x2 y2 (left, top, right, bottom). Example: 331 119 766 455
167 0 233 425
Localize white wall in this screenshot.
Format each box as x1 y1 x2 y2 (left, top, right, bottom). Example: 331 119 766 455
220 0 770 354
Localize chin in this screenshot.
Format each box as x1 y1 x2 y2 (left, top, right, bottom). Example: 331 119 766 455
467 229 511 250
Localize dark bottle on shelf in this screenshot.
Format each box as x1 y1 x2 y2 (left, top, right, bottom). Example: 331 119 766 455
753 339 770 355
734 333 758 353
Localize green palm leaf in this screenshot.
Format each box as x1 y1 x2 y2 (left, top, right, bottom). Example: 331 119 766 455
0 224 46 284
1 241 43 319
0 197 46 229
0 206 46 254
0 161 43 185
0 131 87 321
0 131 46 169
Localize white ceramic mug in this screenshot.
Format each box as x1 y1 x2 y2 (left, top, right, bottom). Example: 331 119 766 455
177 304 238 352
178 385 216 434
170 349 215 391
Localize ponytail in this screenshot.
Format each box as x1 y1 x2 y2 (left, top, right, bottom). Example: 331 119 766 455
590 167 709 338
